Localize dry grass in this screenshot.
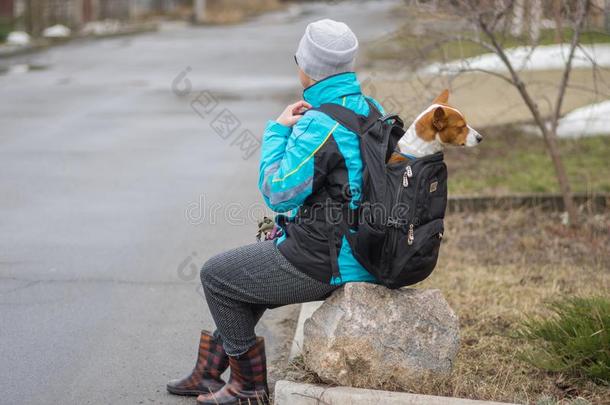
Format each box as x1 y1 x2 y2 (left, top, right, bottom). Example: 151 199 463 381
283 210 610 404
203 0 281 24
283 354 326 386
416 210 610 404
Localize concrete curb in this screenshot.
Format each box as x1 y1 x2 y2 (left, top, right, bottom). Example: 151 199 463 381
288 301 323 361
447 192 608 213
0 23 158 59
274 381 519 405
0 43 47 58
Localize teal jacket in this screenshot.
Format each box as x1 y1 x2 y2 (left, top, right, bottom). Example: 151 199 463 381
258 72 384 285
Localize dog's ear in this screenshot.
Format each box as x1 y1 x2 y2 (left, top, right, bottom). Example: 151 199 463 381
433 89 449 104
432 106 447 131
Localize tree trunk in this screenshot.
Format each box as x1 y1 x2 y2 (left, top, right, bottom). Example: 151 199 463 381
553 0 564 42
530 0 543 42
541 127 577 224
194 0 205 23
606 0 610 33
479 13 580 225
546 0 591 225
511 0 525 37
26 0 46 37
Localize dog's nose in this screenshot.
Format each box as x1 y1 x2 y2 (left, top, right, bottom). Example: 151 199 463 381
475 134 483 143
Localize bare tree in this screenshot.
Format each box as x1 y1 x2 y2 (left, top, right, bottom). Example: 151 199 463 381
437 0 594 226
511 0 525 36
26 0 46 37
530 0 543 41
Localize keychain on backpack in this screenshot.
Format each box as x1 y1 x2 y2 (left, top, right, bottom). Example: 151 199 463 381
256 217 284 242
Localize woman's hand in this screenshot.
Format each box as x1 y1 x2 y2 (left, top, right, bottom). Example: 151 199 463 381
276 100 312 127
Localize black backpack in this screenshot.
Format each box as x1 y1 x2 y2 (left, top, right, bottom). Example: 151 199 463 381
313 100 448 289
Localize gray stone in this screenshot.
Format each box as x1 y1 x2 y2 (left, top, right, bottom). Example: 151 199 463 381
302 283 460 389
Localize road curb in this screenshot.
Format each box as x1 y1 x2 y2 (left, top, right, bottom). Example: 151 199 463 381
288 301 323 361
0 23 158 59
274 380 519 405
447 192 608 213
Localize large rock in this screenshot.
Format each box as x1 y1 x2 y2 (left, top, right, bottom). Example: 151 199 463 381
302 283 459 389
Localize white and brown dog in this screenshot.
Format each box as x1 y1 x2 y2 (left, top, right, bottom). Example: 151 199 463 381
389 89 482 163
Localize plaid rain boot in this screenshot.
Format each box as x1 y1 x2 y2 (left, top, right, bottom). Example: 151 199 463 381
196 337 269 405
166 330 230 396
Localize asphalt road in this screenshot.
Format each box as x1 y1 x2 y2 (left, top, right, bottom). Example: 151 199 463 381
0 2 400 403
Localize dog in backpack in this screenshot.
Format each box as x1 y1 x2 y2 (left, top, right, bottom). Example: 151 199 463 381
388 89 482 164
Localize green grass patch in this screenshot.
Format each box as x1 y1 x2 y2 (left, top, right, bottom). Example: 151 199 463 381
439 28 610 61
446 129 610 195
0 17 13 43
369 27 610 65
517 296 610 385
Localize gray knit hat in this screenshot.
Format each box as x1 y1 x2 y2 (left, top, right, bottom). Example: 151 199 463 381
295 19 359 81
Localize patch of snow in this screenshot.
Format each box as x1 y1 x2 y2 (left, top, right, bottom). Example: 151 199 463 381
43 24 71 38
81 20 122 36
9 64 30 74
6 31 31 46
556 100 610 138
421 44 610 75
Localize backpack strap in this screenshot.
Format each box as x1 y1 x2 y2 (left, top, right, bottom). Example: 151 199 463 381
310 98 381 135
302 100 380 283
362 97 383 129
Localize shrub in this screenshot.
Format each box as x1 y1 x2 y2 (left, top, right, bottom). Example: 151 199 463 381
0 18 12 43
518 296 610 385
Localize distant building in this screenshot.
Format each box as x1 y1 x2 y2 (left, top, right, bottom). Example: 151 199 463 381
0 0 14 18
3 0 283 29
2 0 190 36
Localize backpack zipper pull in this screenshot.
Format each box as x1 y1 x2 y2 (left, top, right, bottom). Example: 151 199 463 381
408 223 414 245
402 166 412 187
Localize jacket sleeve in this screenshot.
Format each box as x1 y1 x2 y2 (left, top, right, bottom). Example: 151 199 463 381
258 114 337 213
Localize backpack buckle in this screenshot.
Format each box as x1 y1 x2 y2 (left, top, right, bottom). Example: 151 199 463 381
379 114 404 128
386 217 405 229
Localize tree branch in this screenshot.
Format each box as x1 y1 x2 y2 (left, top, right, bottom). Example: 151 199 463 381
550 0 591 135
454 67 515 85
474 0 581 224
478 13 549 135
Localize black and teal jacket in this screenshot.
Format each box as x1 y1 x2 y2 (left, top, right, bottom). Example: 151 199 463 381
258 72 384 285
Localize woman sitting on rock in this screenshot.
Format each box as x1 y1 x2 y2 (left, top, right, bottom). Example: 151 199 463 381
167 18 385 405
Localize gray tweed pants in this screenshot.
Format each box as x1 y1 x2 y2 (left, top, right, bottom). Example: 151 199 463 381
200 240 339 356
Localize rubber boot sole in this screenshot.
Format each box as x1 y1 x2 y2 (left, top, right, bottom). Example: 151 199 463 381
166 384 219 396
